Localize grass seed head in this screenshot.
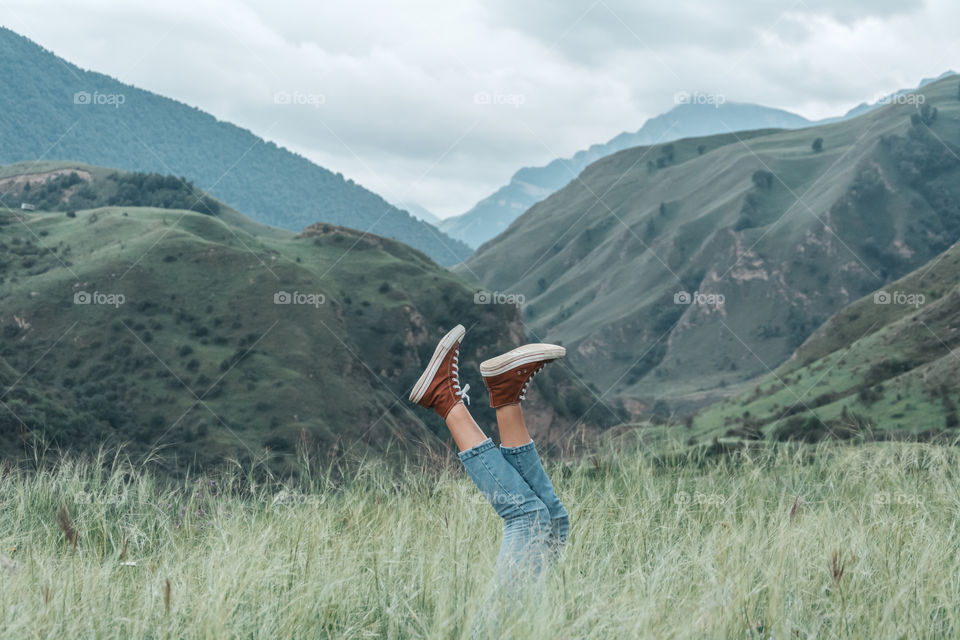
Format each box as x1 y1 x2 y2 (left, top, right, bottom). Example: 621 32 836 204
57 505 77 550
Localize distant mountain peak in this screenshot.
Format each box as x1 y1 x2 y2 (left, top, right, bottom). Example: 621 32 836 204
392 200 442 226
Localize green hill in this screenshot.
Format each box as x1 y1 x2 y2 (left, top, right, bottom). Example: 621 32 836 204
460 74 960 413
0 27 471 267
0 165 615 473
692 237 960 443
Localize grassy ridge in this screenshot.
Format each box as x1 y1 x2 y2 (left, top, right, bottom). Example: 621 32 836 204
2 439 959 638
0 160 297 240
692 237 960 443
0 203 509 470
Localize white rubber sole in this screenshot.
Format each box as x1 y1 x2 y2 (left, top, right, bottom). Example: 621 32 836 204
409 325 466 403
480 343 565 377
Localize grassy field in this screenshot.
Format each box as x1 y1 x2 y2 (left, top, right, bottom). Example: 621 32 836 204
3 436 960 638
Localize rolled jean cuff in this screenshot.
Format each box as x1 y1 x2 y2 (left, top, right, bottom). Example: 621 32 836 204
458 437 495 462
499 440 535 455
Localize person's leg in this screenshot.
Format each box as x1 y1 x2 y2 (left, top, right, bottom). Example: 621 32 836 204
496 403 531 448
451 406 551 638
409 326 551 579
456 432 551 581
479 343 571 549
449 399 555 562
445 403 487 452
496 403 570 547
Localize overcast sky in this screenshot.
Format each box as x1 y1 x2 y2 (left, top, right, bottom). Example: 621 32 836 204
4 0 959 217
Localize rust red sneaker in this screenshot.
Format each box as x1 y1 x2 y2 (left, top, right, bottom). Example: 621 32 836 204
480 343 565 408
408 324 470 418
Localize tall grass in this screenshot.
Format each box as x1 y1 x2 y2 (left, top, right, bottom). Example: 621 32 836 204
2 438 960 638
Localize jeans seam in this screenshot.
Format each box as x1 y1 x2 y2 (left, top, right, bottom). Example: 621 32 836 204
476 454 517 515
500 443 534 478
513 454 529 479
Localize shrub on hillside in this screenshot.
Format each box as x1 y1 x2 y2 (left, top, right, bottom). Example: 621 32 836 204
5 171 221 215
751 170 774 189
910 104 938 126
849 167 887 203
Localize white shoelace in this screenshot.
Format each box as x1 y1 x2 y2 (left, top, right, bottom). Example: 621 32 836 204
518 365 543 401
452 353 470 405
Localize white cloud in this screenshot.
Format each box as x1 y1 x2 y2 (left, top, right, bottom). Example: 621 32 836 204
3 0 958 217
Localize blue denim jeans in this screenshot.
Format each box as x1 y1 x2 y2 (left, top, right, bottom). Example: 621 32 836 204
458 438 570 582
500 439 570 549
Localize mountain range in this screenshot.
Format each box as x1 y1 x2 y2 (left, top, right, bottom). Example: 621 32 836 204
460 74 960 415
0 27 472 267
441 102 812 248
4 23 959 455
441 73 956 249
